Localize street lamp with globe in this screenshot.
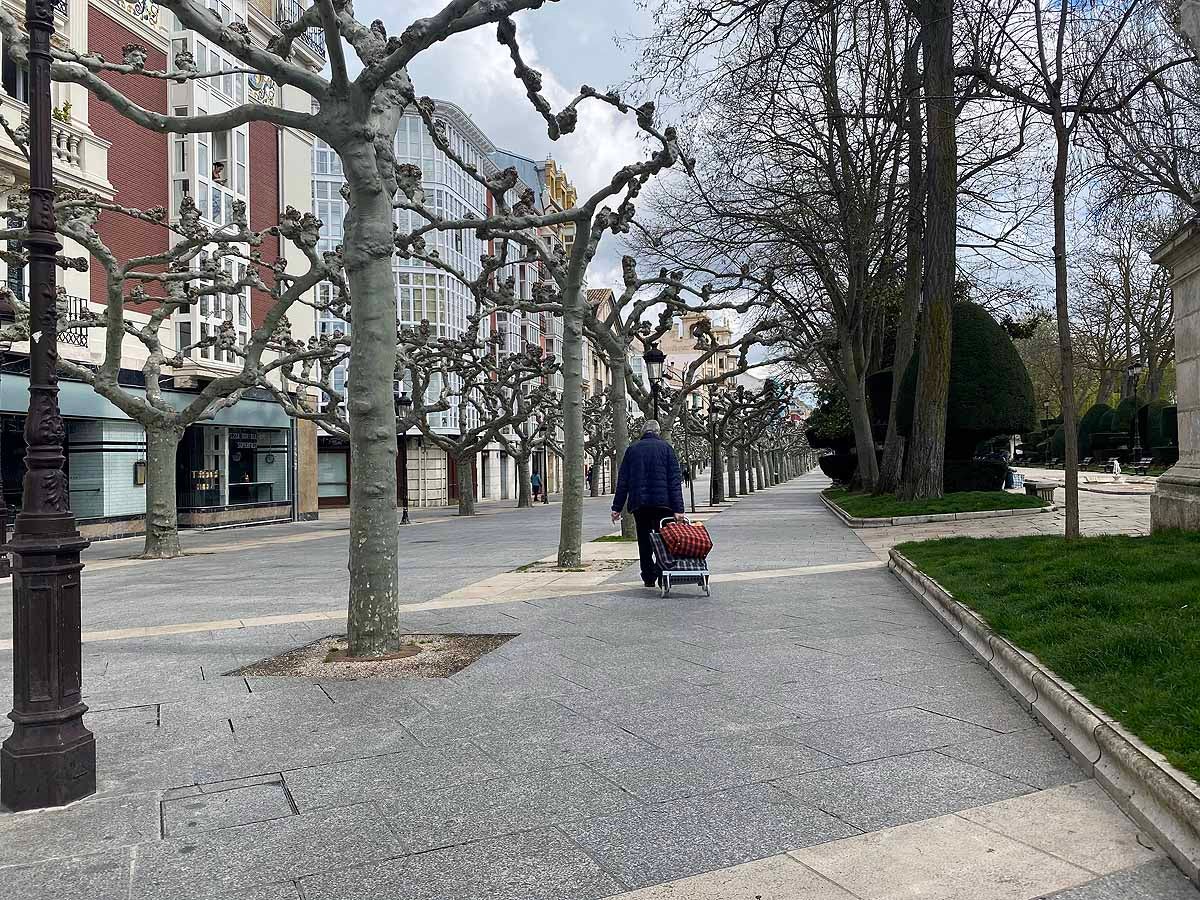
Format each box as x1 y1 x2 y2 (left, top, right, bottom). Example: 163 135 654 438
643 343 666 421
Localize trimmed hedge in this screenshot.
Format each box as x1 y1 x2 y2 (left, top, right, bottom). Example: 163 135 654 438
944 459 1008 492
818 453 856 484
806 388 854 452
1078 403 1112 458
897 302 1038 460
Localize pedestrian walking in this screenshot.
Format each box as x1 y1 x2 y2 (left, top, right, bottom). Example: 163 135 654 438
611 420 687 588
586 465 595 492
530 470 542 503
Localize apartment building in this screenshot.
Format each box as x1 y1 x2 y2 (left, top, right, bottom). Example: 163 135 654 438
313 100 556 508
0 0 323 538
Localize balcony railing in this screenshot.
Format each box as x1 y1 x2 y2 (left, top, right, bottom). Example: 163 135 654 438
276 0 326 60
53 0 68 15
60 295 89 347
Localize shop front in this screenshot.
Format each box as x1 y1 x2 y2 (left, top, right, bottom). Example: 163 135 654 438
176 422 292 528
0 372 302 539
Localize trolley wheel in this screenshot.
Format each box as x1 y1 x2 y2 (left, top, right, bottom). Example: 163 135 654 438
703 576 711 597
661 576 670 598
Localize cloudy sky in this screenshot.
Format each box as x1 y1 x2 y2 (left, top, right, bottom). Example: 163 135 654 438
356 2 656 289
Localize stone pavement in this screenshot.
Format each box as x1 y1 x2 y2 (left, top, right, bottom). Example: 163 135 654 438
0 475 1196 899
855 480 1151 560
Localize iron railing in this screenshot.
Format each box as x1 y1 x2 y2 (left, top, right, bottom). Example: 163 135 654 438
60 294 88 347
276 0 326 59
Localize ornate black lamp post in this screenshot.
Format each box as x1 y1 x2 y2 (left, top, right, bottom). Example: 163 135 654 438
395 392 412 526
2 0 95 811
643 343 665 422
0 335 11 579
1127 360 1145 459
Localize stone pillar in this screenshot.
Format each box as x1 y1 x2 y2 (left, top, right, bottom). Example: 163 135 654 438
1150 225 1200 530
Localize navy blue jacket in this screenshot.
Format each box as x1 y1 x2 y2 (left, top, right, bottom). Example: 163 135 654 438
612 434 686 514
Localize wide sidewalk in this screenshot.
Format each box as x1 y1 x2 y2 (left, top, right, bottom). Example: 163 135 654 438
0 476 1195 899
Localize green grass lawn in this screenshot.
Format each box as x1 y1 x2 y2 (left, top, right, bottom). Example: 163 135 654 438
898 531 1200 782
824 487 1047 519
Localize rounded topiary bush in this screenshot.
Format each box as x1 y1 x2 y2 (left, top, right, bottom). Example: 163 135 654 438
806 388 853 454
1051 425 1066 459
1078 403 1112 458
1111 397 1139 438
818 453 856 484
944 459 1008 492
897 302 1038 463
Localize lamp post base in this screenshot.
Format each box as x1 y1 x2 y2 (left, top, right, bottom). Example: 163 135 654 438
1 713 95 811
2 526 94 811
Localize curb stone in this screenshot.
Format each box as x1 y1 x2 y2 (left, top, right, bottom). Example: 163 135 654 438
820 491 1053 529
890 548 1200 884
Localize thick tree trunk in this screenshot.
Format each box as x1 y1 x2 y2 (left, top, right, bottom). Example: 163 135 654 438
341 159 401 658
610 356 635 538
844 363 880 492
757 454 767 489
900 0 956 500
456 453 476 516
739 447 750 494
710 440 725 504
557 288 587 567
878 36 925 495
589 456 600 497
141 422 184 559
516 453 532 508
727 453 738 498
1052 130 1081 539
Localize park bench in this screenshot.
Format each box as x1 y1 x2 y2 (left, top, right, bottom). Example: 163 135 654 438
1133 457 1155 477
1024 481 1057 502
1080 456 1093 470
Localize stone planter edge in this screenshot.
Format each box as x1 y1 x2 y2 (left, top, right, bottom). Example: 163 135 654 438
889 548 1200 884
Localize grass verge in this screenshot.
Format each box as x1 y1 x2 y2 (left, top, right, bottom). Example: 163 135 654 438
824 487 1047 519
592 535 636 542
898 531 1200 782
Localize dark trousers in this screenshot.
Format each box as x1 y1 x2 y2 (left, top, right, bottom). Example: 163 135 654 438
633 505 675 586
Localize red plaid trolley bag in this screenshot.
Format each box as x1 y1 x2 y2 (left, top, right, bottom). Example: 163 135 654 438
650 517 712 598
659 519 713 559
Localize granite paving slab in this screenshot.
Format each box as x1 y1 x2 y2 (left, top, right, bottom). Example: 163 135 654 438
298 827 623 900
778 750 1034 831
785 706 998 763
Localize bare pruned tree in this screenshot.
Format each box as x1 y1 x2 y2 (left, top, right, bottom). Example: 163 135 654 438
957 0 1194 537
0 190 334 559
395 316 559 517
395 78 692 566
0 0 585 656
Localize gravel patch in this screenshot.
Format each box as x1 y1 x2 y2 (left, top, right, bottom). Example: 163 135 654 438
227 633 518 680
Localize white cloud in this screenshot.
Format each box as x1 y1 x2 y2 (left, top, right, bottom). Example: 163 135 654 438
354 3 658 290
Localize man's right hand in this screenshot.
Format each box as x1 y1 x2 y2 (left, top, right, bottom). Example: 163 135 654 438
611 510 621 523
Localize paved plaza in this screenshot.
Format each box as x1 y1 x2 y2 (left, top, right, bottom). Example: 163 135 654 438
0 476 1196 899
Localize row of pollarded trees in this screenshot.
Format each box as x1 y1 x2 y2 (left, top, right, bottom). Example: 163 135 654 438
636 0 1199 537
0 0 805 660
0 0 702 657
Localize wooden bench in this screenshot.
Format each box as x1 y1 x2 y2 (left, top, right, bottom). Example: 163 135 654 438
1133 457 1155 477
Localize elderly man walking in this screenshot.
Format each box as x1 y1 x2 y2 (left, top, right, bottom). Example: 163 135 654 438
612 420 687 588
